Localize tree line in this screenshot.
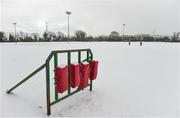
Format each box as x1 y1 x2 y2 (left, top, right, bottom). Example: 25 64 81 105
0 30 179 42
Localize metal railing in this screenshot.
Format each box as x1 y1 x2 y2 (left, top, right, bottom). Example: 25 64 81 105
7 49 94 115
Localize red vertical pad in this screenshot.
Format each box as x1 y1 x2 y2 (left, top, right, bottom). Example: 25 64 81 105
80 63 89 89
89 60 99 80
70 63 80 88
55 65 68 93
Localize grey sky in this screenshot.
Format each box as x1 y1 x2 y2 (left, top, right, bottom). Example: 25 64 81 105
0 0 180 36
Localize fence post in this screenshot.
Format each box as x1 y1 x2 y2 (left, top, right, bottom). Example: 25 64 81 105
78 51 81 90
78 51 81 63
46 61 51 115
87 51 92 91
67 51 71 94
54 53 58 101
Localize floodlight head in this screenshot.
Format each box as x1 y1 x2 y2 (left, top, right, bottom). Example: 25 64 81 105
66 11 71 15
13 23 17 25
123 24 125 26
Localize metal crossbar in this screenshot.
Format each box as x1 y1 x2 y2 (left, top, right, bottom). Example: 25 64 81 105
7 63 46 94
6 49 94 116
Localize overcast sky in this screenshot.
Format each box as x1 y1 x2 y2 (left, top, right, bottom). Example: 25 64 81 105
0 0 180 36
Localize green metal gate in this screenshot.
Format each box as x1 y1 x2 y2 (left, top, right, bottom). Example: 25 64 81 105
7 49 94 115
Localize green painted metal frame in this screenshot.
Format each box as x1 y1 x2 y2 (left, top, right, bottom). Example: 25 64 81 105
54 53 58 101
6 63 46 94
6 48 94 116
46 49 93 115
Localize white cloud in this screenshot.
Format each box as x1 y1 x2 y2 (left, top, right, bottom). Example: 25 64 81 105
1 0 179 35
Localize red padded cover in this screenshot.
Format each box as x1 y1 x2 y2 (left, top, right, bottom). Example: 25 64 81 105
70 63 80 88
89 60 99 80
80 63 89 89
55 66 68 93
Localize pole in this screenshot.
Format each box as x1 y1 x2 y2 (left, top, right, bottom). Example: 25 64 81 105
45 21 48 32
13 23 17 42
46 61 51 115
87 51 92 91
7 63 46 94
153 28 156 41
15 24 16 42
67 51 71 94
54 53 58 101
78 51 81 90
122 24 125 41
66 11 71 43
68 15 69 42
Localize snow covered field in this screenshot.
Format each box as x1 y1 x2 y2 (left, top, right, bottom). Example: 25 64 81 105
0 42 180 117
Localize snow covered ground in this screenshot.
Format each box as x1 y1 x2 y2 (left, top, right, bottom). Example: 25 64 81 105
0 42 180 117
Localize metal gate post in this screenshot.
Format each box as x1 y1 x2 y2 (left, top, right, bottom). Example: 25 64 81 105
78 51 81 63
54 53 58 100
87 51 92 91
78 51 81 90
67 51 71 94
89 50 94 91
46 61 51 115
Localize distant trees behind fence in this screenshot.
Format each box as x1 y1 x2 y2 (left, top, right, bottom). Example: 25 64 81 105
0 30 180 42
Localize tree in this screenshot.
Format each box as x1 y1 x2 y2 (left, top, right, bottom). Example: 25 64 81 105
75 30 87 40
172 32 179 42
56 32 65 41
19 31 25 41
96 35 108 41
43 31 53 41
31 33 40 42
9 33 15 42
0 32 5 42
51 32 57 41
109 31 119 40
23 34 33 42
86 35 93 41
43 31 49 41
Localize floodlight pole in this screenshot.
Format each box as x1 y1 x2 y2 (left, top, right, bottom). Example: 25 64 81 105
122 24 125 41
66 11 71 43
45 21 48 32
13 23 17 42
